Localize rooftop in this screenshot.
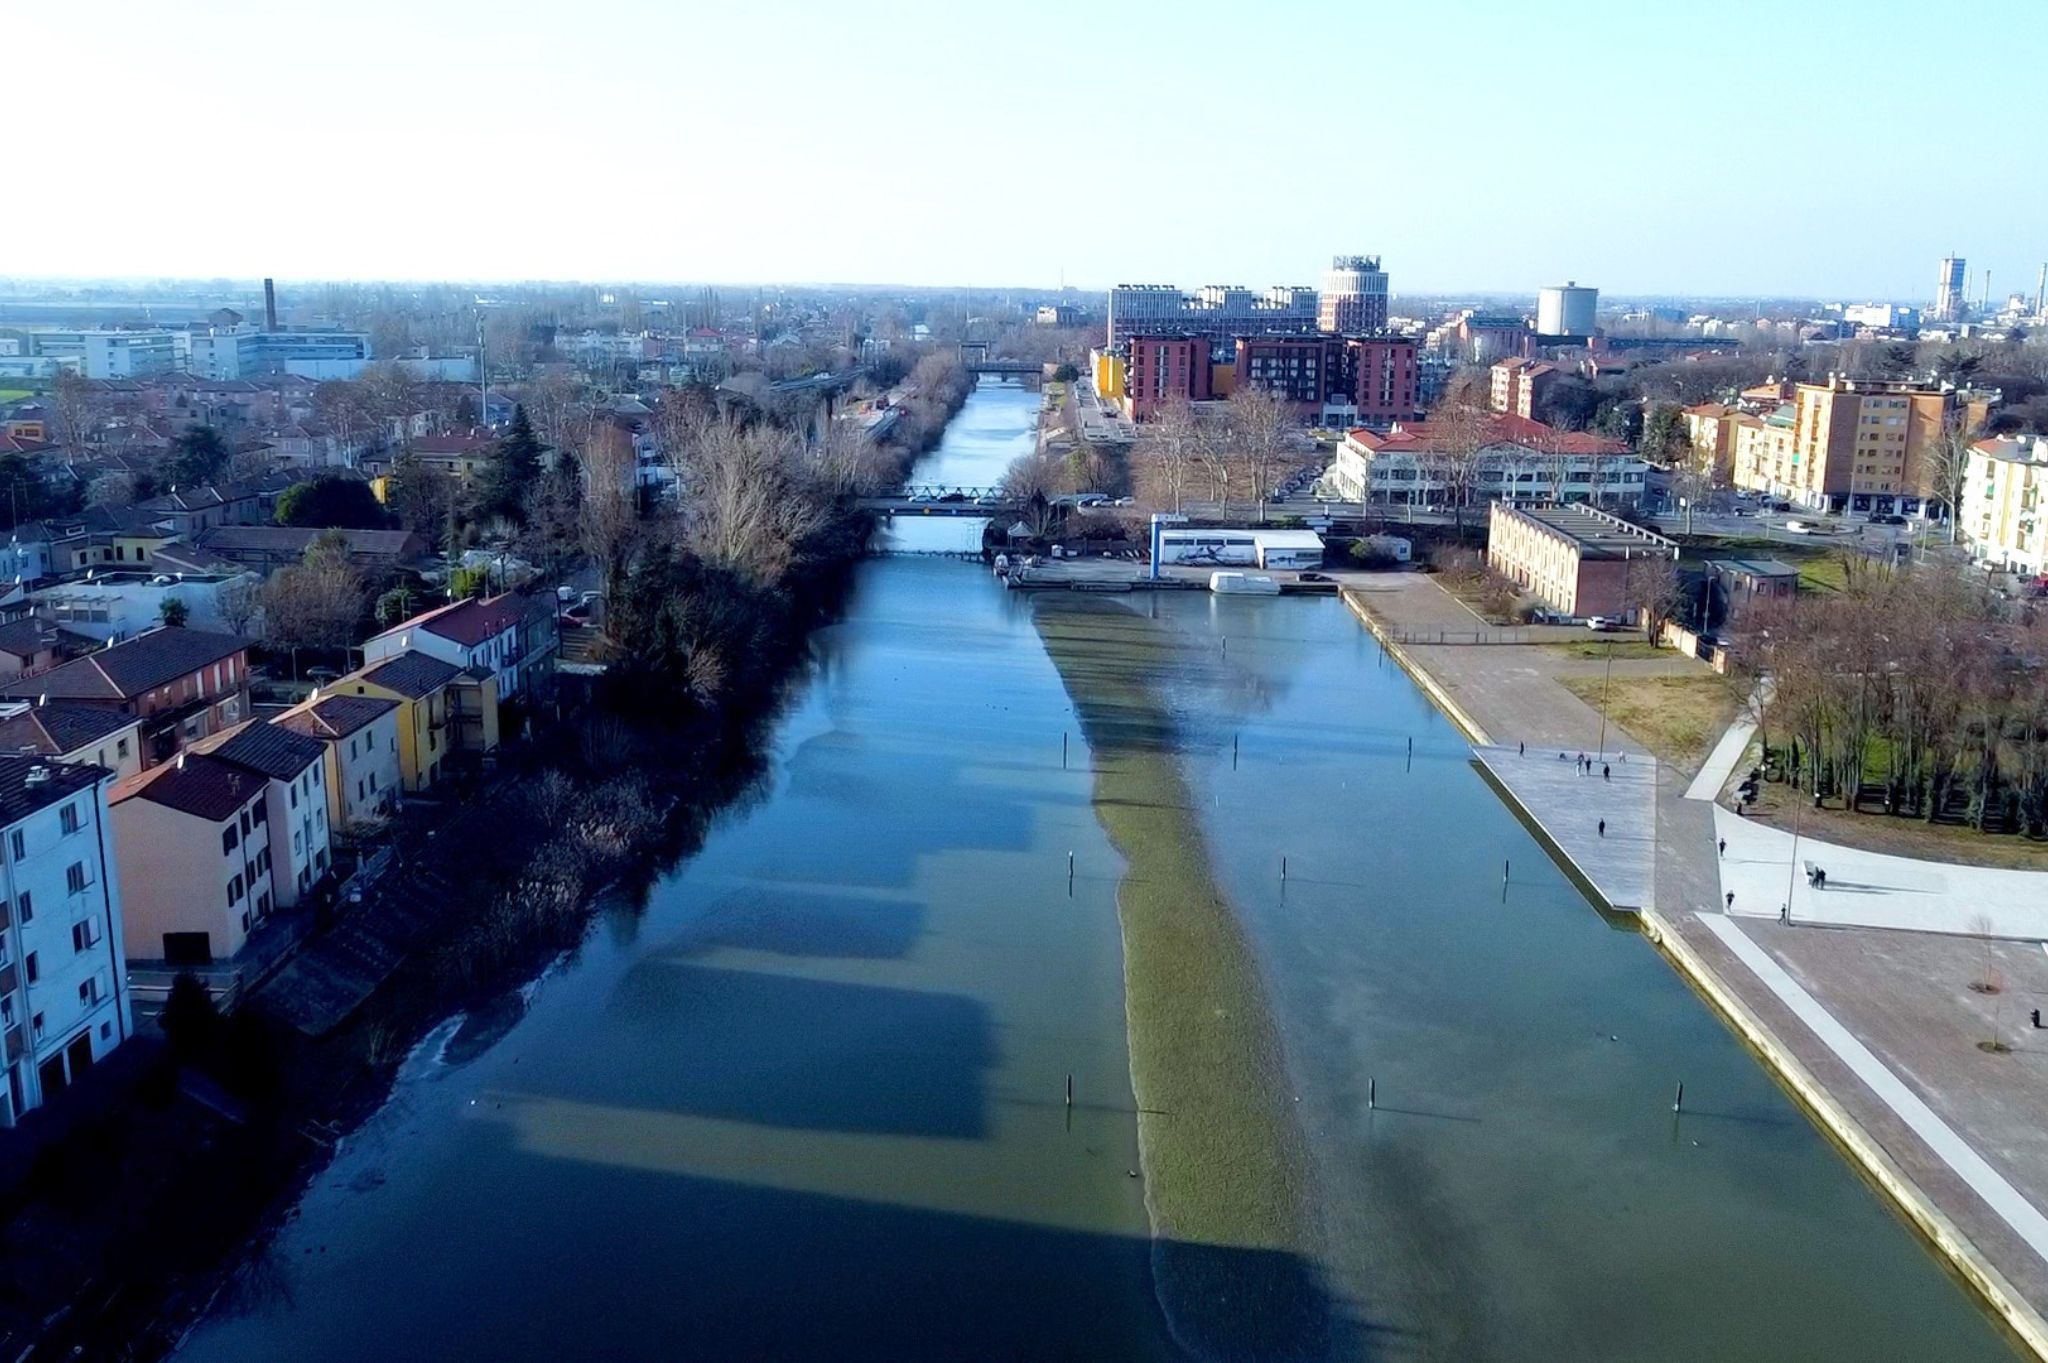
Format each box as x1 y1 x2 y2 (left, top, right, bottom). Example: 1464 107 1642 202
1493 502 1677 558
0 754 107 829
195 718 326 781
0 702 138 757
350 650 463 698
374 593 524 649
110 751 264 822
274 693 398 741
0 626 248 703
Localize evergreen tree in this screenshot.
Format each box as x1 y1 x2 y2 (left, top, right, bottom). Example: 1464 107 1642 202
476 405 543 525
165 425 230 487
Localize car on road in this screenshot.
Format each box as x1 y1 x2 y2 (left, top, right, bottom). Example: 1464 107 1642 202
1870 512 1907 525
1784 519 1814 534
1298 571 1333 583
1584 616 1624 632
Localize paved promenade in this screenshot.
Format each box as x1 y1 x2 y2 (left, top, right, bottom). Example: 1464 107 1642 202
1472 744 1657 909
1345 573 2048 1347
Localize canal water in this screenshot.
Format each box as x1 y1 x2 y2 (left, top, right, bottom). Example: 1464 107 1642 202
177 380 2018 1360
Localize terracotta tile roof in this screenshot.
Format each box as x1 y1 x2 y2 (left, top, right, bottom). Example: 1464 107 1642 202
110 751 263 822
377 594 523 649
1347 413 1629 456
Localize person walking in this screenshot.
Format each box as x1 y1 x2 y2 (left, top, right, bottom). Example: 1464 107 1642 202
1602 764 1610 781
1597 819 1606 837
1726 891 1735 910
1718 838 1727 858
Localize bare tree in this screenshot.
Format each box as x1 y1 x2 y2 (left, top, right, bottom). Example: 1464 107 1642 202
1923 417 1977 544
1430 401 1494 531
663 417 830 586
1141 395 1199 514
1621 553 1686 641
260 533 366 674
216 575 261 637
1225 384 1291 524
579 425 640 613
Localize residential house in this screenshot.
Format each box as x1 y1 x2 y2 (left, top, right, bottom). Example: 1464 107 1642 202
190 525 428 576
0 626 251 768
334 650 489 791
272 694 402 835
363 591 550 707
33 569 261 644
0 756 130 1124
0 703 143 782
190 721 331 908
0 618 66 680
109 752 273 966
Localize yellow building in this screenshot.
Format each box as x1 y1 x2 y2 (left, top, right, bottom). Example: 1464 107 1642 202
1681 403 1739 480
333 649 495 791
1963 435 2048 575
1730 406 1798 496
1209 361 1237 397
1090 349 1126 401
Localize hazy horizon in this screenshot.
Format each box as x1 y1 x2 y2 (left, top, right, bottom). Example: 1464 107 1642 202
16 0 2047 302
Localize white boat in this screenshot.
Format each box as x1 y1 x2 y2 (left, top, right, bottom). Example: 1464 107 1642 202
1209 571 1280 596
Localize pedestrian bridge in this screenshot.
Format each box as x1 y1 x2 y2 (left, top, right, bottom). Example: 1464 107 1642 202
858 486 1021 517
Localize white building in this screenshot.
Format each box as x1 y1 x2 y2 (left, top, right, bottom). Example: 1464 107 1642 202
1536 283 1598 337
0 756 131 1124
1155 528 1325 570
187 328 371 380
29 330 179 379
192 721 331 910
32 570 262 644
1327 418 1647 509
273 695 401 835
363 593 536 702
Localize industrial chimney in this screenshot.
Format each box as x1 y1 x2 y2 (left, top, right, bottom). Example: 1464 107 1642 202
263 277 278 332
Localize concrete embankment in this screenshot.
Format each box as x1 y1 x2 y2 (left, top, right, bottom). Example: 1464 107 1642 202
1340 582 2048 1361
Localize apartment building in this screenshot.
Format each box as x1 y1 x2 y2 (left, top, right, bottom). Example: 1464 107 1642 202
0 757 130 1124
1318 255 1389 335
1486 502 1677 619
191 721 332 909
0 704 144 783
1121 337 1214 420
28 330 179 379
273 694 402 834
1730 405 1798 496
1753 375 1966 515
109 752 273 966
1107 284 1318 348
187 328 371 381
1491 359 1559 420
363 591 553 706
0 627 252 769
1962 435 2048 574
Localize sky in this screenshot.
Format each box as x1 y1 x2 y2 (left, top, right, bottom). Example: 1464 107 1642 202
12 0 2047 300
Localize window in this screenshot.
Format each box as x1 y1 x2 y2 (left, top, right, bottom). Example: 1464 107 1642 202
240 810 250 836
117 738 130 760
71 919 101 953
66 862 89 895
289 785 298 810
24 951 37 984
252 800 266 825
0 996 11 1028
222 825 238 854
59 803 80 835
31 1011 44 1040
227 874 242 906
16 892 31 924
78 976 100 1007
8 830 22 860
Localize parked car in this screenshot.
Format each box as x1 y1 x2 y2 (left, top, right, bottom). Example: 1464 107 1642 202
1298 571 1332 583
1783 519 1813 534
1585 616 1624 632
1870 512 1907 525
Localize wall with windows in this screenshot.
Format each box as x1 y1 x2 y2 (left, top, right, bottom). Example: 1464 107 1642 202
109 785 271 967
0 778 129 1124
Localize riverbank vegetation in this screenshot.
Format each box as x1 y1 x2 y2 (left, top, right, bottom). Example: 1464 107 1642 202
1033 598 1330 1362
1737 563 2048 846
0 353 977 1360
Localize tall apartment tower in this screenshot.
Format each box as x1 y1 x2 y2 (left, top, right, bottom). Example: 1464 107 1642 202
1934 255 1967 321
1318 255 1389 335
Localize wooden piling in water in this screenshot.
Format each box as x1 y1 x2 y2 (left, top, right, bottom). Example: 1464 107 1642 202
1673 1081 1684 1113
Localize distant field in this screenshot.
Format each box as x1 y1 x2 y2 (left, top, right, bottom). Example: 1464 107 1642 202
0 389 32 404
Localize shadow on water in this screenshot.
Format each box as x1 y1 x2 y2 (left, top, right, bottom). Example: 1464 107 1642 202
665 884 927 961
602 960 997 1140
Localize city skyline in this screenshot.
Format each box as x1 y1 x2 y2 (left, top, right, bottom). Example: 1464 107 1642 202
13 0 2047 299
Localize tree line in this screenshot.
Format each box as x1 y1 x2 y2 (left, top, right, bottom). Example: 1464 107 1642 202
1738 566 2048 838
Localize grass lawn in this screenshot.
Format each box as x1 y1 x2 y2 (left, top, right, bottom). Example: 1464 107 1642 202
1743 779 2048 871
1034 597 1328 1360
1539 639 1669 662
1680 536 1853 593
0 389 32 404
1558 673 1738 772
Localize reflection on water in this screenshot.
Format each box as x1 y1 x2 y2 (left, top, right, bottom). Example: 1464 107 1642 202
877 376 1039 555
176 384 2020 1363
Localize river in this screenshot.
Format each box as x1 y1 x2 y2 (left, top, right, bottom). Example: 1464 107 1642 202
176 379 2018 1360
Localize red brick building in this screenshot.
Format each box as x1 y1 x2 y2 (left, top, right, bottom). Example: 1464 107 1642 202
1124 336 1213 420
0 627 251 768
1345 337 1419 425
